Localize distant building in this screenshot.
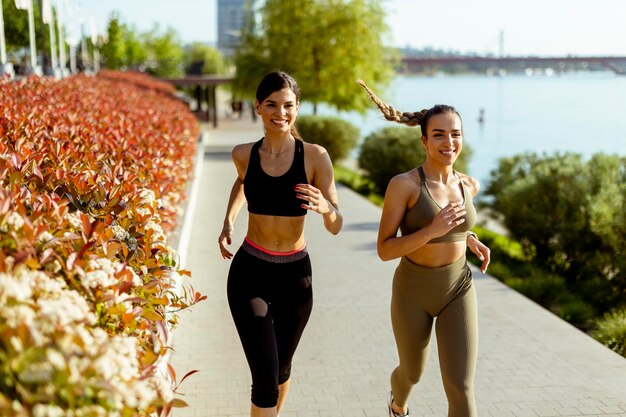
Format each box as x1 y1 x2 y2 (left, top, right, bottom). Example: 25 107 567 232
217 0 248 57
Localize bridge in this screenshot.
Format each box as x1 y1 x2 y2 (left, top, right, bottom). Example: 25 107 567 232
401 55 626 74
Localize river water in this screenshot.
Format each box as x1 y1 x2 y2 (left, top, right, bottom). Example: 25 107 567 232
301 72 626 185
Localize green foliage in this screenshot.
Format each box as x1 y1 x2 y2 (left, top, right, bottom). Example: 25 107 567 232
486 153 589 263
144 26 184 77
234 0 395 113
593 308 626 356
557 296 595 328
184 42 226 75
296 115 359 163
101 15 184 77
503 272 567 307
333 165 383 206
358 126 471 193
481 261 512 281
2 0 30 53
358 126 423 193
1 0 56 64
472 225 528 261
101 13 129 70
124 26 148 68
486 152 626 311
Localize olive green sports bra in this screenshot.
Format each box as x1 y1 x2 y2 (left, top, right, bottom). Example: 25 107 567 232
399 166 476 243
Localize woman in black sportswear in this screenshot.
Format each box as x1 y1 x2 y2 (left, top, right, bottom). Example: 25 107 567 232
218 71 343 417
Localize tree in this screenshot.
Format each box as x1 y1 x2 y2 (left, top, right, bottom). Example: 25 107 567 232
2 0 29 52
234 0 395 113
124 25 148 69
144 25 184 77
100 15 183 77
100 13 127 69
2 0 52 66
485 153 626 310
184 42 226 75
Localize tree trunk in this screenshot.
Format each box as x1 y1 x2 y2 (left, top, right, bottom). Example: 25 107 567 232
313 102 318 115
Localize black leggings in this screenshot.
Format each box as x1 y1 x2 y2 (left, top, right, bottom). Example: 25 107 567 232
227 240 313 408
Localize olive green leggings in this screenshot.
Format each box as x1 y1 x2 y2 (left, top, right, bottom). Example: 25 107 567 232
390 255 478 417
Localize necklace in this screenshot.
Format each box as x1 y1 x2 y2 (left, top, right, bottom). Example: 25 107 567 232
260 137 295 155
260 146 294 155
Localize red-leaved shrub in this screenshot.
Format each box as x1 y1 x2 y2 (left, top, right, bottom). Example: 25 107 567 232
0 72 205 417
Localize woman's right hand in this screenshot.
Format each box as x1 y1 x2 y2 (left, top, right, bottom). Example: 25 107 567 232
218 224 234 259
427 202 466 238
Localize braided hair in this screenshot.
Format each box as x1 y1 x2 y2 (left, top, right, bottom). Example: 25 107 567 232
356 79 461 135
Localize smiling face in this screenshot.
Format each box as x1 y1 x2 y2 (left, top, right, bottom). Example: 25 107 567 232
421 111 463 166
255 88 300 136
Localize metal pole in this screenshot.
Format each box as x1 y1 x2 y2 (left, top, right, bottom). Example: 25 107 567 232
27 0 38 69
211 85 218 128
47 8 58 72
57 0 66 74
69 43 76 73
93 46 99 73
0 3 6 64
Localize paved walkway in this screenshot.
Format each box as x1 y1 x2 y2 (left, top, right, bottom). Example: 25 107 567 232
170 118 626 417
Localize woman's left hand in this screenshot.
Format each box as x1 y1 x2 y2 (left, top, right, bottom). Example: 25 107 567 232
296 183 332 215
468 236 491 274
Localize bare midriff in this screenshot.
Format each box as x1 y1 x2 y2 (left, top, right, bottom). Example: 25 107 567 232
247 213 306 252
405 240 467 268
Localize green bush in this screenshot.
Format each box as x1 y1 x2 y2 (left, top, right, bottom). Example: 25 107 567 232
593 308 626 356
485 152 626 311
472 225 528 262
358 126 422 193
358 126 471 193
557 296 595 328
334 165 376 195
296 115 359 163
480 261 512 280
503 272 567 307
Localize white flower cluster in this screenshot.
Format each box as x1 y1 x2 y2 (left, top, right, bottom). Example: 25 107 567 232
134 207 152 219
126 237 138 252
107 224 129 241
145 220 166 248
37 290 95 332
0 266 96 338
63 212 83 230
83 257 142 289
138 189 157 207
36 231 56 245
0 265 172 414
32 404 113 417
0 211 25 232
82 269 117 289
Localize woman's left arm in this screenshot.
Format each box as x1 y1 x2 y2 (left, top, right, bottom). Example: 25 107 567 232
296 145 343 235
464 175 491 273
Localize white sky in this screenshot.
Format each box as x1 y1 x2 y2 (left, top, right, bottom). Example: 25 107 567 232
77 0 626 56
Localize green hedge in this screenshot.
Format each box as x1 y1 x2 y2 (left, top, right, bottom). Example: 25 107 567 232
296 115 359 163
594 308 626 356
486 153 626 312
358 126 472 193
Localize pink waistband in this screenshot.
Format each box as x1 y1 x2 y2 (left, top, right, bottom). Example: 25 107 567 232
244 236 306 256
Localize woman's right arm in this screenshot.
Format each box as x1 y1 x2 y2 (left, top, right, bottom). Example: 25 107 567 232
218 145 249 259
377 175 467 262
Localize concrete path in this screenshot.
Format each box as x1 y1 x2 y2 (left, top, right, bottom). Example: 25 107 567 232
170 119 626 417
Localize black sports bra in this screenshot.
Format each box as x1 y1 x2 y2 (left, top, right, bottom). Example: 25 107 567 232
243 138 309 217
